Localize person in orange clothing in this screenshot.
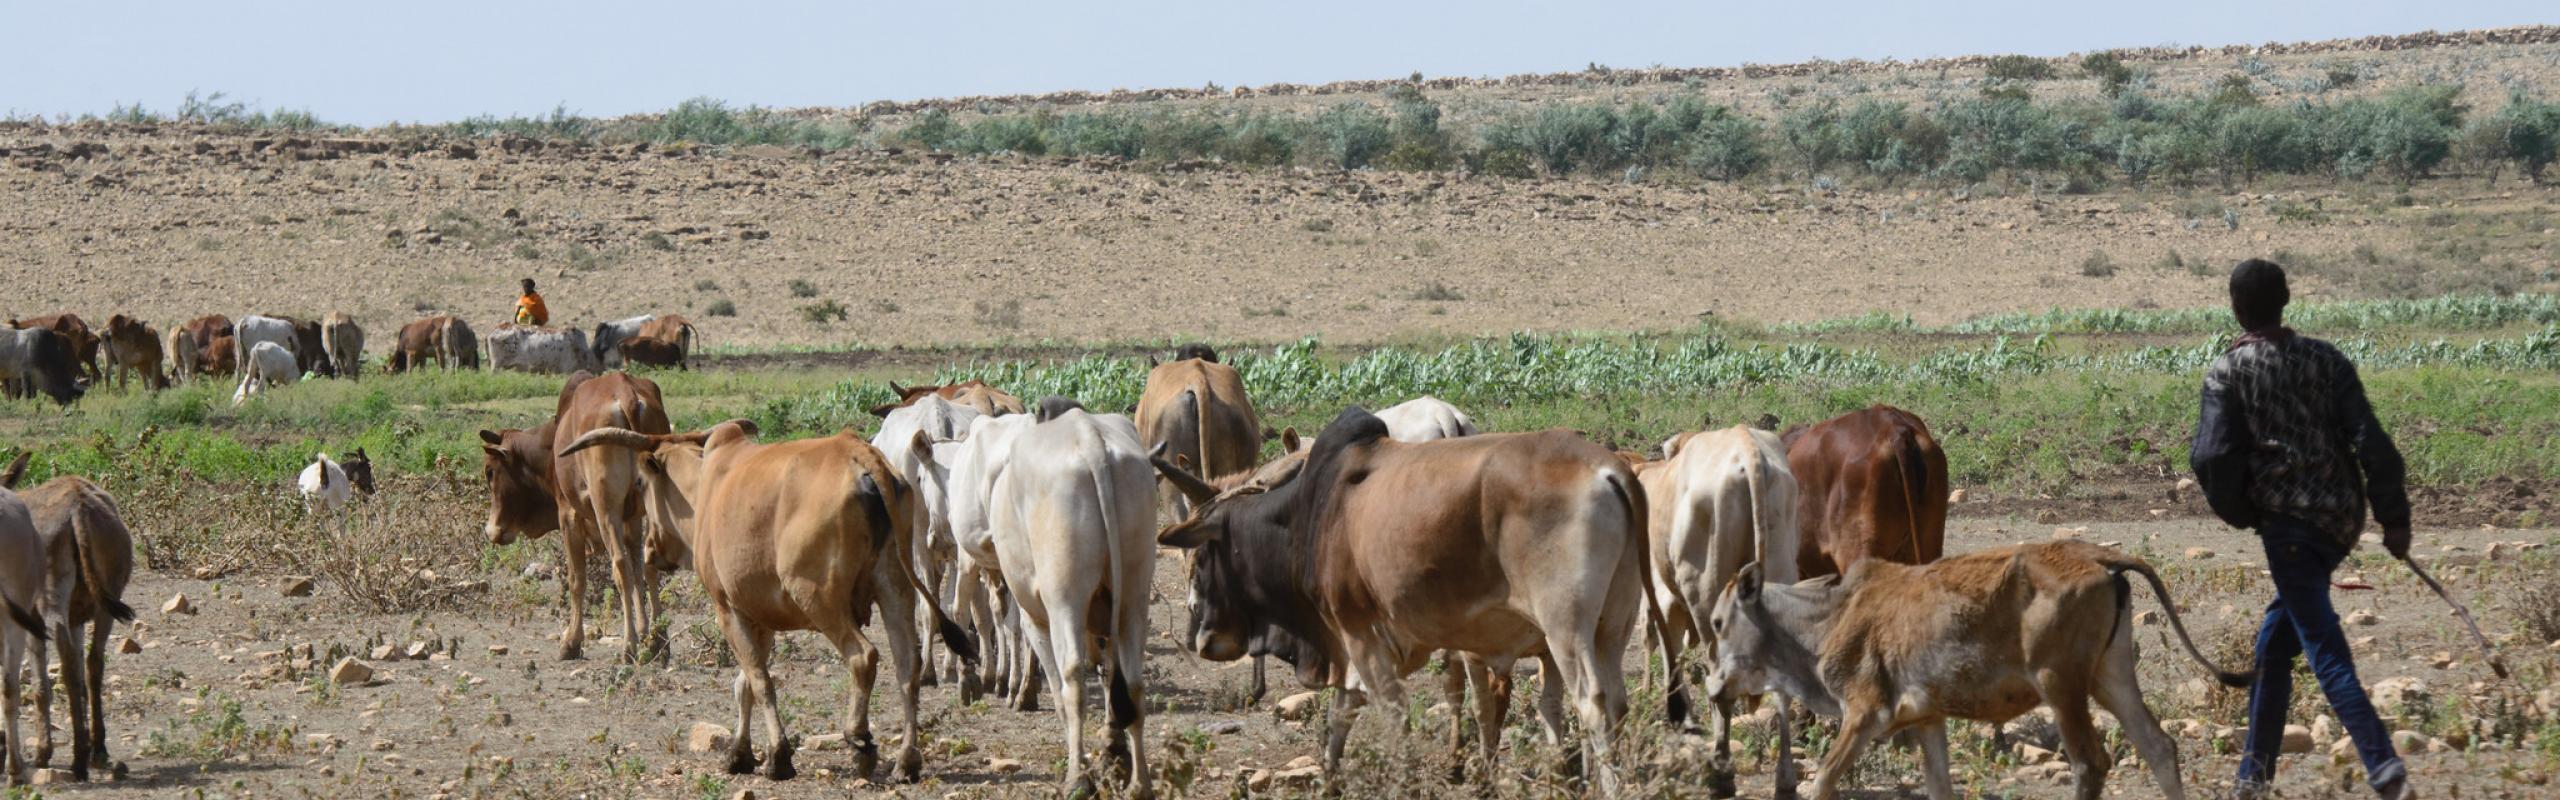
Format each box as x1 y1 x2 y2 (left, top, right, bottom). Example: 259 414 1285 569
514 278 549 326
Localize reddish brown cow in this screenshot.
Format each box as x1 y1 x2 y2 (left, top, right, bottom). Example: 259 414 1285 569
387 317 445 374
8 314 100 382
1781 405 1948 580
477 371 674 662
616 333 688 370
200 335 238 378
100 315 167 392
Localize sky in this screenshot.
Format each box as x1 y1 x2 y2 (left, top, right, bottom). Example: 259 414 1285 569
4 1 2550 126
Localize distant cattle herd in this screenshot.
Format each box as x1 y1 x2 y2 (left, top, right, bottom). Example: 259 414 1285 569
0 310 700 407
0 324 2255 798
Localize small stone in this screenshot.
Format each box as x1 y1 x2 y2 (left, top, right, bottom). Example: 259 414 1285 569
192 567 220 581
1284 755 1319 770
1946 489 1967 504
281 576 315 597
1273 763 1323 788
685 721 731 753
1200 720 1245 735
405 641 432 660
987 757 1024 774
2148 508 2169 518
162 594 195 615
370 739 395 752
329 658 373 686
2428 651 2455 670
2052 527 2083 540
521 561 555 581
1245 769 1273 792
804 733 845 751
490 712 512 727
371 644 400 662
1274 691 1323 722
2185 547 2215 561
29 768 72 785
2281 725 2313 753
2330 736 2357 764
731 791 757 800
487 644 509 656
2312 715 2338 743
117 638 142 654
2344 611 2380 626
2135 610 2161 626
2016 744 2057 765
2391 730 2429 754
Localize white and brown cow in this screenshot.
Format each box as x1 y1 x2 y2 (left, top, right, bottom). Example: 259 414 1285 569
322 313 364 381
230 340 299 405
477 371 669 662
1707 540 2250 800
487 324 593 374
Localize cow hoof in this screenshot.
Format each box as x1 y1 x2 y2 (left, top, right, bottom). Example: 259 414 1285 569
724 748 759 775
763 741 797 781
851 740 879 780
896 746 923 783
558 642 584 661
918 671 939 688
1705 765 1737 799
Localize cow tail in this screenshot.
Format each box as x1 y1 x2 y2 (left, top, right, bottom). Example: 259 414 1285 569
1893 432 1929 564
861 472 979 666
1607 468 1686 726
1092 451 1141 731
73 491 136 624
2111 561 2253 687
1185 387 1211 478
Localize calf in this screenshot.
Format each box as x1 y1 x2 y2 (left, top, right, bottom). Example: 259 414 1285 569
1707 540 2248 800
231 340 299 405
297 450 375 512
100 315 166 392
615 332 688 370
323 313 364 380
200 334 238 378
4 472 137 783
0 328 85 407
386 316 444 373
561 421 974 783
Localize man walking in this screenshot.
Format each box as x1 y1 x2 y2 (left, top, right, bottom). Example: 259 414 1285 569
2191 259 2414 800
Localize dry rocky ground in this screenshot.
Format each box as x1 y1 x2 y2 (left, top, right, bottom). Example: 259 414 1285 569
26 506 2558 800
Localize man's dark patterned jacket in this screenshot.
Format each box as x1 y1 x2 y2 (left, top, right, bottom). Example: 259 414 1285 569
2189 328 2411 546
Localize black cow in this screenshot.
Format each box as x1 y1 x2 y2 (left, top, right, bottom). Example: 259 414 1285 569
1 327 88 406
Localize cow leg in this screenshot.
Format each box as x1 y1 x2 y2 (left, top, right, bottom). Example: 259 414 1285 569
2096 666 2186 800
1020 595 1094 798
1916 722 1956 800
85 617 110 767
1462 654 1517 782
871 556 930 783
1443 654 1472 780
28 626 50 770
52 614 90 780
1808 707 1884 800
1545 632 1630 798
3 626 25 785
1247 655 1268 707
1108 586 1154 800
557 519 590 660
593 508 647 664
1006 594 1043 712
1531 653 1567 746
1773 697 1801 800
718 613 776 777
2046 685 2110 800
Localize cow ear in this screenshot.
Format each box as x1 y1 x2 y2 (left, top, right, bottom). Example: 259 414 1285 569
1147 355 1159 368
1280 427 1302 454
1736 561 1763 600
909 429 934 459
477 429 503 446
1158 518 1221 549
867 403 899 418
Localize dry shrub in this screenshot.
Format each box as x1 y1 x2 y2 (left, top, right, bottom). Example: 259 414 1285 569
2512 579 2560 646
118 475 495 613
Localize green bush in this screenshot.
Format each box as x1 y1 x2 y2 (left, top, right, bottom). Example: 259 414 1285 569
1779 100 1846 175
1522 104 1621 175
1685 111 1767 181
1986 55 2058 82
2466 91 2560 183
2081 51 2136 96
1310 103 1391 170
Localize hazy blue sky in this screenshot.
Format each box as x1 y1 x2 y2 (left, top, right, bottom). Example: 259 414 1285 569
5 1 2549 126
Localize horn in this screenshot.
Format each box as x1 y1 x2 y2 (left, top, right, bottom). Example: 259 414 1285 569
557 427 658 458
1 452 29 490
1148 446 1219 504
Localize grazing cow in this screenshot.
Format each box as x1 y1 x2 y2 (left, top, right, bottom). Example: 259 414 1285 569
868 380 1025 418
1782 405 1948 579
440 316 480 370
1707 541 2250 800
5 471 138 783
280 316 331 377
99 316 166 392
232 315 300 382
297 450 375 512
178 315 234 379
1135 356 1260 519
559 420 975 783
487 324 592 374
322 313 364 380
1154 408 1663 793
615 333 689 370
636 315 697 366
231 341 299 405
7 315 100 382
590 315 656 368
386 317 443 373
0 479 56 786
870 395 985 692
0 328 86 407
1634 425 1798 790
200 335 238 378
1371 395 1477 442
477 372 669 662
968 409 1160 797
165 328 198 383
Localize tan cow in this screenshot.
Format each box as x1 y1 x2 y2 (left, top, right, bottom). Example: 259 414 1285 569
561 421 974 783
1636 425 1799 790
2 469 136 782
1707 540 2249 800
1135 355 1259 519
99 315 166 392
323 313 364 380
868 380 1024 418
477 371 670 662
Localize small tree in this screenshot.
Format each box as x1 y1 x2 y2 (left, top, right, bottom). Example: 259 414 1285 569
1986 55 2057 82
2080 51 2135 97
1685 111 1767 181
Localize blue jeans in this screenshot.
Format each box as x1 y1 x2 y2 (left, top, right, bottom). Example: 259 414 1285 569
2238 515 2404 791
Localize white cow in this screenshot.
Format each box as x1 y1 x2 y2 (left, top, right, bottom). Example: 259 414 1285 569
485 325 592 374
589 314 656 368
1637 424 1800 788
231 341 298 405
943 413 1040 709
165 328 197 384
1373 396 1479 442
870 395 984 690
981 409 1157 798
231 315 298 379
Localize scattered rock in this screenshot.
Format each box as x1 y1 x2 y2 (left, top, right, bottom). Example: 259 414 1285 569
405 641 432 660
29 768 72 785
1274 691 1323 722
2330 736 2358 764
521 561 555 581
2174 477 2198 496
2371 677 2429 712
685 722 731 753
2391 730 2429 754
162 594 195 615
1200 720 1246 735
192 566 220 581
117 638 142 654
371 644 401 662
487 644 509 656
804 733 845 751
2343 611 2380 626
328 658 373 686
2015 744 2057 765
2135 610 2161 626
987 757 1024 774
1272 762 1323 788
2185 547 2215 560
731 791 757 800
2147 508 2169 518
2281 725 2313 753
2428 651 2455 670
2311 715 2337 744
1947 489 1966 504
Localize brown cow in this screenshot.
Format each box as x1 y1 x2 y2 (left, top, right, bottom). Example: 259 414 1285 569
615 333 689 370
269 315 332 378
867 380 1024 418
1155 408 1666 793
178 315 233 379
200 335 238 378
8 315 100 382
386 317 444 374
477 371 671 662
100 316 166 392
561 421 975 783
1707 541 2248 800
1782 405 1948 579
1135 356 1260 519
2 471 137 782
634 314 696 369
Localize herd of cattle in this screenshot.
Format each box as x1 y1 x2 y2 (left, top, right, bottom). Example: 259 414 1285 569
437 344 2247 800
0 310 701 407
0 325 2256 797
